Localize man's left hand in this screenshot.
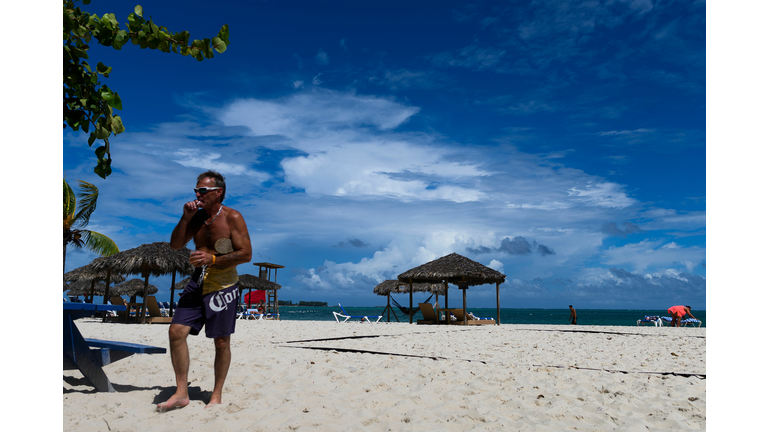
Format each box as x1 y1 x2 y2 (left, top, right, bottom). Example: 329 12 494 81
190 251 213 267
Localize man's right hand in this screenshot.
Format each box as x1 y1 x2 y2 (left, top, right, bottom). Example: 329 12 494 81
182 200 202 220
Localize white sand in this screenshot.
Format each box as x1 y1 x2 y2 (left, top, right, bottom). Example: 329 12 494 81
64 319 705 431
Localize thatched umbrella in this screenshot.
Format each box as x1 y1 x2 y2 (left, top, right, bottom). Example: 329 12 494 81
64 264 126 303
64 280 108 298
397 253 506 324
238 274 281 308
90 242 194 323
373 280 446 322
112 278 159 297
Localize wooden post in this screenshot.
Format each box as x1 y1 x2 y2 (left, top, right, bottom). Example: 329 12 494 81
140 273 150 324
496 282 500 325
88 279 96 303
409 278 413 324
462 286 467 325
101 268 112 323
169 272 176 318
443 280 449 324
387 293 391 322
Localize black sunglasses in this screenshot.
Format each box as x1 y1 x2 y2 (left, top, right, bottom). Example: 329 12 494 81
194 187 222 195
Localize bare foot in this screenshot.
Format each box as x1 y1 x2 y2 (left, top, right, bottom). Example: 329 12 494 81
205 393 222 408
156 394 189 412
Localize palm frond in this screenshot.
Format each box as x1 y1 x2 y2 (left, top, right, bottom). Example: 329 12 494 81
63 179 76 222
81 230 120 257
74 180 100 228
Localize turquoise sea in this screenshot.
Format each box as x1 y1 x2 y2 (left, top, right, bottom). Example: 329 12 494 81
273 306 706 327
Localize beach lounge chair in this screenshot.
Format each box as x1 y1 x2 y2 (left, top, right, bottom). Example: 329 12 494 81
417 303 439 324
143 296 173 324
333 303 382 323
681 318 703 327
637 315 663 326
449 308 495 325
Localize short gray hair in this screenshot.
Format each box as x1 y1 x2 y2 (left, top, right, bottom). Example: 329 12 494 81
197 170 226 203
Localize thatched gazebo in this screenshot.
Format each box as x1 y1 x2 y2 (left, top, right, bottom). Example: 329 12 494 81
90 242 194 323
64 264 126 303
238 273 281 307
397 253 506 324
373 280 446 322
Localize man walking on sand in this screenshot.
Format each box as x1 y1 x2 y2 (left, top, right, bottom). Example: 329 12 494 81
569 305 577 325
158 170 252 411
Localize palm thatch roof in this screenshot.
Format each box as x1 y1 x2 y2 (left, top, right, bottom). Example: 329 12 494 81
373 280 447 295
63 264 126 284
174 277 191 290
112 278 159 296
238 274 281 290
397 253 506 286
64 280 108 296
90 242 194 277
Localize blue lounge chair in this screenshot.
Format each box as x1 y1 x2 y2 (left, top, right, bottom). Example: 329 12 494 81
333 304 382 323
637 315 663 326
681 318 702 327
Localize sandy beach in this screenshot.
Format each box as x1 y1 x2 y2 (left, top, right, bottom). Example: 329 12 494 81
63 320 705 431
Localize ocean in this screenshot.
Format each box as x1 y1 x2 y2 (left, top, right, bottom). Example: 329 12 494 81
271 306 706 327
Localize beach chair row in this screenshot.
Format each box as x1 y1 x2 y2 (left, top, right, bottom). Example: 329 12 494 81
637 315 703 327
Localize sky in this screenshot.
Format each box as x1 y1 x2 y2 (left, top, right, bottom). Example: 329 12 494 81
60 0 710 310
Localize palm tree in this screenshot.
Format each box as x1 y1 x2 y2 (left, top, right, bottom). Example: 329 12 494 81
63 179 119 274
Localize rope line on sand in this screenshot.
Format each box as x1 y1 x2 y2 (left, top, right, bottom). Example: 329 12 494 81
276 326 704 344
281 346 705 379
281 345 486 363
531 364 706 380
520 328 706 339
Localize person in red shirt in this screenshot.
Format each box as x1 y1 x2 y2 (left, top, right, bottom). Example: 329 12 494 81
667 305 696 327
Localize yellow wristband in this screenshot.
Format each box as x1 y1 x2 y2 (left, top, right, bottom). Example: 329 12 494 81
211 255 216 265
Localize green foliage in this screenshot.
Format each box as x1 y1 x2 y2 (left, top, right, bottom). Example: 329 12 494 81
298 301 329 307
63 178 120 258
63 0 230 178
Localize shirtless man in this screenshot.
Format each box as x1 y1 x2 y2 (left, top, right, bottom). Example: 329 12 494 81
158 170 252 411
569 305 577 325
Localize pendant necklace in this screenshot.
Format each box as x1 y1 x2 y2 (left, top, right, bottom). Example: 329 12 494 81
205 205 223 226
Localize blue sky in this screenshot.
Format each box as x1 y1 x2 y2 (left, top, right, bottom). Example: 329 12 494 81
62 0 708 309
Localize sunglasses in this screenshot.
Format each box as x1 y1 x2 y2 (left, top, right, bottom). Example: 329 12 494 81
194 187 222 195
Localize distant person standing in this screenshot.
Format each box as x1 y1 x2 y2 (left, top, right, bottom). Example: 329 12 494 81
569 305 577 325
667 305 697 327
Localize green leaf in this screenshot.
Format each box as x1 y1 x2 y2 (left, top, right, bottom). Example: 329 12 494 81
94 125 110 139
111 116 125 134
107 93 122 111
212 37 227 54
134 5 143 17
217 24 230 45
94 160 111 179
88 133 96 146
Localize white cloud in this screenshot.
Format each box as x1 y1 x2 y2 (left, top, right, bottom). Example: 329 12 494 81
567 182 636 208
602 240 705 272
315 49 329 65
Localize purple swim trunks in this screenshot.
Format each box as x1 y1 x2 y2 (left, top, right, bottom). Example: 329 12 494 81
172 269 239 338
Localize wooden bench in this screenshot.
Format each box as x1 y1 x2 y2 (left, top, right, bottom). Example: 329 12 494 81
64 303 167 392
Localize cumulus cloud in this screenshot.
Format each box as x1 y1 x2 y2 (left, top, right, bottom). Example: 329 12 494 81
601 240 705 273
602 221 644 237
334 237 372 249
467 236 555 257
